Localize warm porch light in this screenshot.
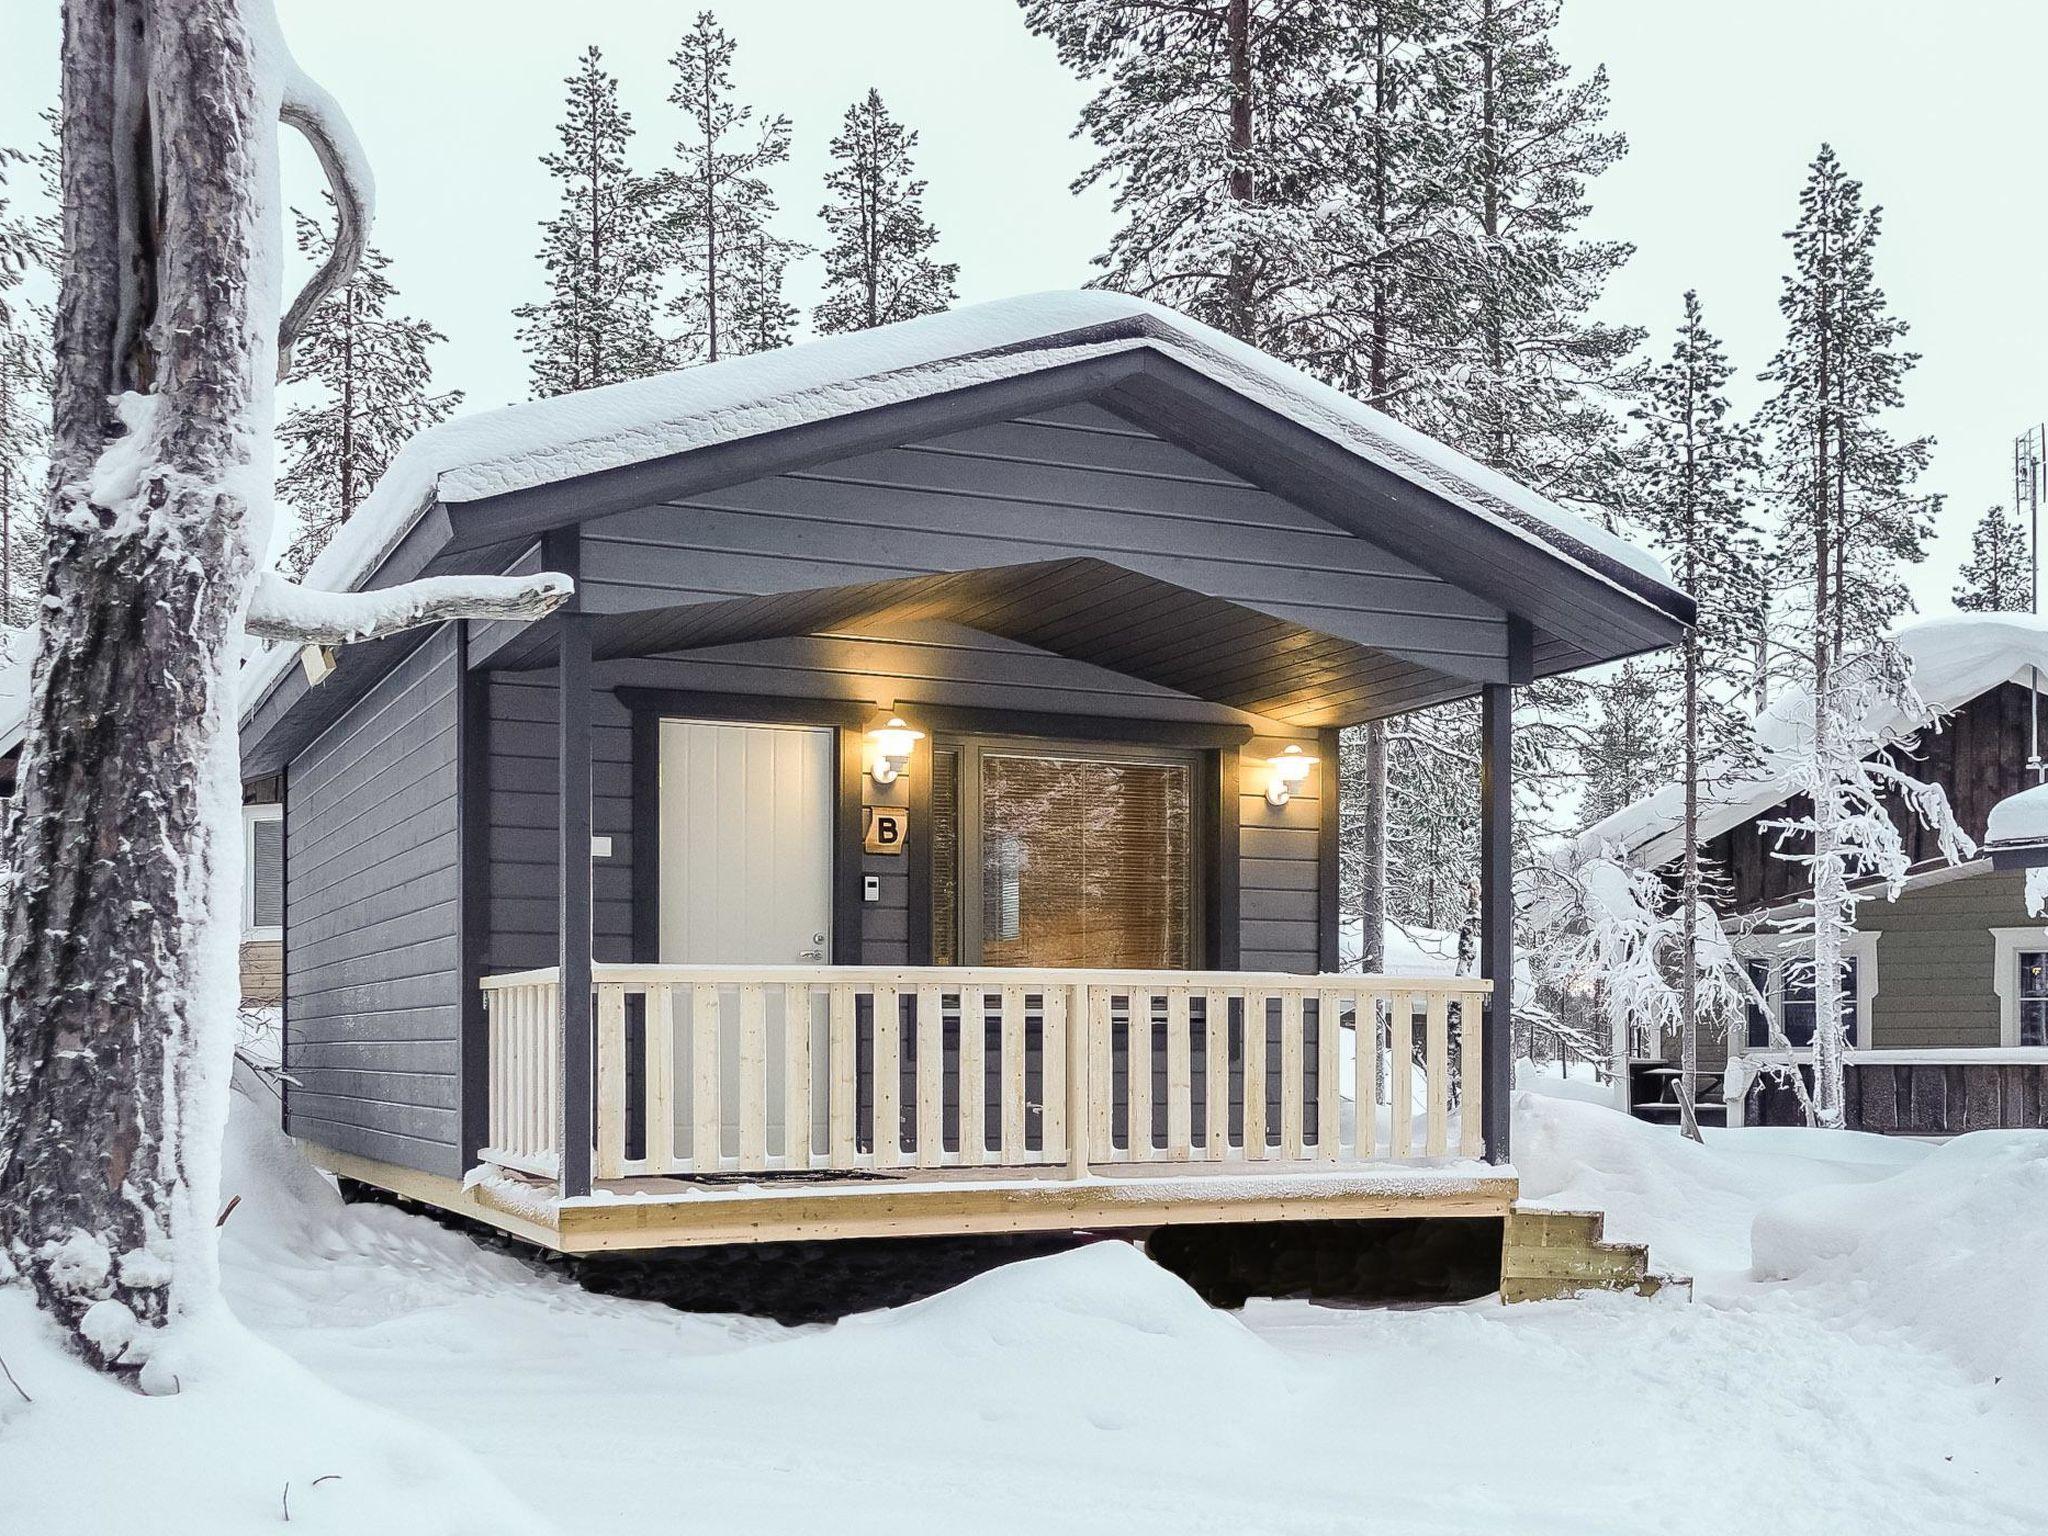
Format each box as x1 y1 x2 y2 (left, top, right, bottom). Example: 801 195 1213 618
864 708 925 785
1265 743 1318 806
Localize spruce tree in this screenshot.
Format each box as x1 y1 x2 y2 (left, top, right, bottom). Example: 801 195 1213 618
814 89 958 334
1757 145 1936 1127
514 46 666 397
1630 290 1761 1136
1953 502 2030 612
665 11 799 363
275 201 463 576
1428 0 1639 504
1018 0 1366 352
1581 659 1678 825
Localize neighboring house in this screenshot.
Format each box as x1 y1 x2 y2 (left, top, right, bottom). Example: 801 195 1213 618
236 292 1689 1276
1576 613 2048 1134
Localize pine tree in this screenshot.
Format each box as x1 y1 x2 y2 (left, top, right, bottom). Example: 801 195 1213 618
1629 291 1762 1137
275 200 463 576
813 89 958 334
1018 0 1368 352
1757 145 1936 1127
665 11 799 363
1581 659 1677 825
1953 502 2030 612
1427 0 1639 507
514 46 666 397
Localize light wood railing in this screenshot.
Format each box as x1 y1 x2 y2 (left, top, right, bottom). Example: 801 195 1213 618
480 965 1491 1183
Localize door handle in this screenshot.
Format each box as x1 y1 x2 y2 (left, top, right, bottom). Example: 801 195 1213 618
798 948 824 961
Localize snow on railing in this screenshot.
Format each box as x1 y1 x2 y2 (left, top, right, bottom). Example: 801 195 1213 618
480 965 1491 1183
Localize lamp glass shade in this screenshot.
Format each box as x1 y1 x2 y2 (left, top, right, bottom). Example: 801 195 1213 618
1269 744 1317 785
866 714 925 763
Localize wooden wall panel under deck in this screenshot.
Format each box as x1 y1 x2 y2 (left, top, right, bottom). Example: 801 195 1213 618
284 627 464 1178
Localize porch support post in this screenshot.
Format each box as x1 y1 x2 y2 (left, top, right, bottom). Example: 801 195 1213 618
1479 678 1514 1165
551 529 594 1198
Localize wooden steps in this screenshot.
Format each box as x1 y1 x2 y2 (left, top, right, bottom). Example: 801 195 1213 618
1500 1206 1688 1304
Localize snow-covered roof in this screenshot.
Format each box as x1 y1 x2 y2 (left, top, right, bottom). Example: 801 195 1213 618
240 291 1685 726
1986 781 2048 847
1572 612 2048 871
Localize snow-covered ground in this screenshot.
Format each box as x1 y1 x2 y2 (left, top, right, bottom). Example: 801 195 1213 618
6 1083 2046 1535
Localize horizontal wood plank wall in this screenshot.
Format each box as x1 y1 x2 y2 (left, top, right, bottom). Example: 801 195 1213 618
284 627 464 1177
573 401 1510 678
1858 867 2028 1049
1238 735 1324 974
486 672 635 972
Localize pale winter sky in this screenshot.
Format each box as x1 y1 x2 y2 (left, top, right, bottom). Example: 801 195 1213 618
1 0 2041 615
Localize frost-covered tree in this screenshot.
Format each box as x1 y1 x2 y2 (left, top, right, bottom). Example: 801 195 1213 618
1426 0 1639 506
0 133 56 629
1756 146 1937 1121
813 89 958 335
276 200 462 576
514 46 666 396
1630 291 1761 1136
1953 502 2030 612
665 11 799 363
0 0 569 1377
1018 0 1372 352
1581 659 1676 825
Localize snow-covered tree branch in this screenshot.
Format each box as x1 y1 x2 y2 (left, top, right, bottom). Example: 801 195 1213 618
244 570 571 645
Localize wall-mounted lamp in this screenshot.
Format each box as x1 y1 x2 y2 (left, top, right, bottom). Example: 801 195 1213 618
1264 742 1318 806
864 707 925 785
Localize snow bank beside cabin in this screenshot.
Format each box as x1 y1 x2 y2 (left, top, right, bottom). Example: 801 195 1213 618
1754 1131 2048 1407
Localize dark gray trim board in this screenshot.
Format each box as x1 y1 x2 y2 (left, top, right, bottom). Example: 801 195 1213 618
457 623 491 1169
550 527 596 1199
1317 727 1341 975
1479 682 1513 1165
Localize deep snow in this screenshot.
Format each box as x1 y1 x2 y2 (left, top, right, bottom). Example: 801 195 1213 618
5 1084 2046 1535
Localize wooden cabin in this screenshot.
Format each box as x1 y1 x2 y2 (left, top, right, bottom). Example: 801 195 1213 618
1576 615 2048 1135
237 294 1689 1267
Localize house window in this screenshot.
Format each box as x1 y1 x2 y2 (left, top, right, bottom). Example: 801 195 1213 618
2020 951 2048 1048
1744 953 1860 1049
244 804 284 940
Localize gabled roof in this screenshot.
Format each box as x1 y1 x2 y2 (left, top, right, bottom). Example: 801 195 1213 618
1572 613 2048 871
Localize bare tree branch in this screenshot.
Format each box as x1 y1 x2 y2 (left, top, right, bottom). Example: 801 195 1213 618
245 570 573 645
275 66 373 380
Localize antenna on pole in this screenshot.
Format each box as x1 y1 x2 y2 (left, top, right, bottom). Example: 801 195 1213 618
2021 425 2046 782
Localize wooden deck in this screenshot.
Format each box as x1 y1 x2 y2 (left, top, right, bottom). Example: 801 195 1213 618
312 1143 1519 1255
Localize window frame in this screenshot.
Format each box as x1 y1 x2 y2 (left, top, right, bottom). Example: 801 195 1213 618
242 801 285 942
1732 931 1878 1053
1988 926 2048 1048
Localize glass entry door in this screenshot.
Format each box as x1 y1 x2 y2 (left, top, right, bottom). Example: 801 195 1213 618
934 743 1195 969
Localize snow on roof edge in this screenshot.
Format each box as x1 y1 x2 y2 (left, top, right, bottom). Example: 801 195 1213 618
238 291 1685 728
1571 612 2048 872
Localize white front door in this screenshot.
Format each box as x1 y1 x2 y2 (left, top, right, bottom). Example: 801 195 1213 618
658 719 834 964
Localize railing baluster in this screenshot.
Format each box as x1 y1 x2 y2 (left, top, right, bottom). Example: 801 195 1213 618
784 983 812 1170
1391 990 1415 1160
1041 986 1067 1164
874 985 901 1167
1065 982 1090 1178
738 982 768 1168
916 985 944 1168
1315 987 1341 1162
1243 989 1267 1161
595 984 628 1181
1166 988 1192 1158
1000 984 1026 1161
1425 988 1450 1158
1459 986 1485 1160
1280 990 1305 1160
1127 990 1153 1160
959 987 986 1166
1355 988 1380 1159
645 984 676 1174
828 984 856 1167
691 983 721 1169
1089 985 1113 1158
1204 988 1229 1159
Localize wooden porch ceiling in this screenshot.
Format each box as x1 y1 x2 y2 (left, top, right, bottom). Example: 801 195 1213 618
479 558 1501 728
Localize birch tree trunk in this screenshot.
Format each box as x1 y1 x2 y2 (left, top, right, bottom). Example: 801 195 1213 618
0 0 564 1379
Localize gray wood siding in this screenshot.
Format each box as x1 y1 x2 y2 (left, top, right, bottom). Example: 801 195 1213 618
575 403 1509 673
1239 736 1323 973
1860 868 2032 1049
284 627 463 1177
485 671 635 972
